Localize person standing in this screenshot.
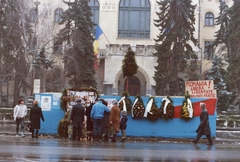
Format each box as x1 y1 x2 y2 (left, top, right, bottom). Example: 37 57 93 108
109 100 120 142
192 102 213 145
85 101 94 141
30 100 45 138
13 99 28 137
100 99 110 141
91 98 110 141
70 98 85 141
120 110 128 142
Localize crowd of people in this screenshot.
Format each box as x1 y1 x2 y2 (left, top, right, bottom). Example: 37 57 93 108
68 97 128 142
13 97 128 142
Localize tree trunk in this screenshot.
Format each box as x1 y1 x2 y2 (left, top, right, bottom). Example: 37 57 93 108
125 77 129 92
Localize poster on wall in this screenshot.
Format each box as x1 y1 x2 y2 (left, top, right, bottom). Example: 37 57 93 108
41 96 52 111
103 98 117 109
185 80 217 98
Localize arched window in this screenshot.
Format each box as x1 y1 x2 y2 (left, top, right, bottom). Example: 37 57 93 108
54 8 63 23
88 0 99 34
118 0 150 38
29 8 38 23
205 12 214 26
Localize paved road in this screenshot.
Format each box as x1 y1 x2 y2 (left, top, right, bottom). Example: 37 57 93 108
0 135 240 162
1 122 240 161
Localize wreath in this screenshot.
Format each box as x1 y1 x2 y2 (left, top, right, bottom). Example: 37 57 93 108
158 96 174 120
132 95 145 118
181 95 194 121
146 97 159 122
119 92 132 114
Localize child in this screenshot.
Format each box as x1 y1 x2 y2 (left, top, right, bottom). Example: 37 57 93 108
120 110 128 142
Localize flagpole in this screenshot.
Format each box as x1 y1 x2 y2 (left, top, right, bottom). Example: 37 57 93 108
102 32 110 44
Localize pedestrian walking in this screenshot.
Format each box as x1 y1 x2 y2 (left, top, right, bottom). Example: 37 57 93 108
13 99 28 137
109 100 120 142
119 110 128 142
70 98 85 141
91 98 110 141
30 100 45 138
192 102 213 145
85 100 94 141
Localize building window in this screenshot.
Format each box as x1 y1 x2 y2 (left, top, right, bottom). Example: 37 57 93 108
53 37 62 54
54 8 63 23
205 12 214 26
204 41 214 59
29 8 38 23
89 0 99 34
118 0 150 38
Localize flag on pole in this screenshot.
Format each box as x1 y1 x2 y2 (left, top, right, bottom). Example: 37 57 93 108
95 25 103 40
94 25 103 70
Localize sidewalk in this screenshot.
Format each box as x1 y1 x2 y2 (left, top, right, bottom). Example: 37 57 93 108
1 121 240 144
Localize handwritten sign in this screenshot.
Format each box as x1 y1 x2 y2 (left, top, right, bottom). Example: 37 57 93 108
185 80 217 98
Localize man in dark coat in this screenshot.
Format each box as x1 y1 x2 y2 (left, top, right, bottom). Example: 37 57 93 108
30 100 44 138
70 98 85 141
85 101 94 141
192 102 213 145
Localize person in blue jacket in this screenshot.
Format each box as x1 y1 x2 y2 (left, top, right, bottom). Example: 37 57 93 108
91 98 110 141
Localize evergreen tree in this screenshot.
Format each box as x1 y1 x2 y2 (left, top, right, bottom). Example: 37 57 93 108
57 0 96 88
0 0 33 105
121 47 138 92
205 55 232 112
212 0 230 55
153 0 198 96
225 0 240 94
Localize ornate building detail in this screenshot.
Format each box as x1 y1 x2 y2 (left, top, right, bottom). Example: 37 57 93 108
110 44 120 54
146 45 155 56
136 45 145 55
121 44 130 54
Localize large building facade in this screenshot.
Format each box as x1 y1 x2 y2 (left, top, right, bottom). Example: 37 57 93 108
1 0 234 105
29 0 233 96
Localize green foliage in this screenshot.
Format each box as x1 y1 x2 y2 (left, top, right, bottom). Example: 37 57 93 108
205 55 233 112
225 1 240 98
122 47 138 78
58 0 97 89
153 0 198 96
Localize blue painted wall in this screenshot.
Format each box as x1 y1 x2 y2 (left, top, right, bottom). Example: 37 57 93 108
101 96 217 138
35 93 217 138
34 93 65 134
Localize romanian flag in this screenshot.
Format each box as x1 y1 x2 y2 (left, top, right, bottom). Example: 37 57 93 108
94 25 103 70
